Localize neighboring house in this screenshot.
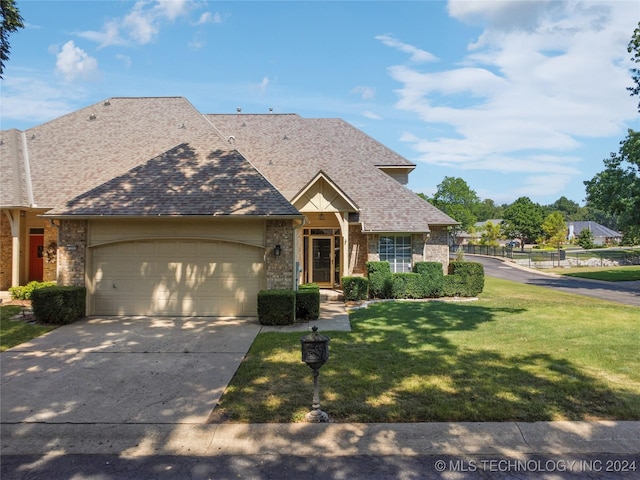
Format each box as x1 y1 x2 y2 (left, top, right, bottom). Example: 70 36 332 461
455 219 504 246
568 221 623 246
0 97 457 317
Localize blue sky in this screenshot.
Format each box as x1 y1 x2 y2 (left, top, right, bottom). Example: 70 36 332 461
2 0 638 206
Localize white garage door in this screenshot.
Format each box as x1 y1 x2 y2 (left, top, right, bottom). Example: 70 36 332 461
90 240 264 316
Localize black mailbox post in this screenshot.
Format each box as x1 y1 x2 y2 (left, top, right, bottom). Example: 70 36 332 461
300 326 330 422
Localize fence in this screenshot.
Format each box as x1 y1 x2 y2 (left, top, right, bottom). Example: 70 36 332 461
450 245 640 269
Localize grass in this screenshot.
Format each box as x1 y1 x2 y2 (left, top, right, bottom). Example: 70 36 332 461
546 265 640 282
1 305 57 352
215 277 640 423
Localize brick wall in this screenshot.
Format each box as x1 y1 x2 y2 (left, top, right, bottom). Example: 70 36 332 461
57 220 87 286
265 219 294 289
426 226 451 273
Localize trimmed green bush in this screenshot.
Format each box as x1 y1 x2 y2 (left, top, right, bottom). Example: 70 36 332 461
443 274 466 297
413 262 444 297
366 261 392 299
446 261 485 297
31 286 86 325
257 289 296 325
390 273 426 299
342 276 369 301
9 281 57 300
296 283 320 321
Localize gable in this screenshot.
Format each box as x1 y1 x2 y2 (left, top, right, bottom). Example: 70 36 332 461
292 171 358 213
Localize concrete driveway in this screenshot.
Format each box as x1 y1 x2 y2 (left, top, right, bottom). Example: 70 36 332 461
1 316 261 425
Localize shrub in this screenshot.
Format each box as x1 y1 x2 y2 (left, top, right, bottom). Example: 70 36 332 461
31 286 86 325
443 275 466 297
257 289 296 325
366 261 392 299
9 281 57 300
413 262 444 297
342 276 369 301
296 283 320 321
446 261 485 297
390 273 426 299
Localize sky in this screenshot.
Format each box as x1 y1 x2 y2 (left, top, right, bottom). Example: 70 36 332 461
1 0 639 207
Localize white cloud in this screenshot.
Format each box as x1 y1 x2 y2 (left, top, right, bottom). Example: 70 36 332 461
257 76 269 93
363 111 383 120
385 1 638 186
351 85 375 100
196 11 222 25
0 75 82 124
55 41 99 82
78 0 198 47
375 34 439 63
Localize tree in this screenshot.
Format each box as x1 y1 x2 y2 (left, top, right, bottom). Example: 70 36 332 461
0 0 24 77
548 196 580 220
479 220 502 246
628 21 640 110
576 228 595 250
541 211 567 249
474 198 504 222
501 197 544 248
584 130 640 244
431 177 480 234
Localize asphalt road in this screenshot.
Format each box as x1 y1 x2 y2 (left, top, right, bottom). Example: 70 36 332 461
467 255 640 307
2 453 639 480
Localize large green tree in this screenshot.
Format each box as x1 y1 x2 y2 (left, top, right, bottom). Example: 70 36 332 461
431 176 480 234
628 21 640 110
501 197 545 248
0 0 23 77
584 130 640 244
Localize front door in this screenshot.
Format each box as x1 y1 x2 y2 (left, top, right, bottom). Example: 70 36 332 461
29 235 44 282
310 237 332 286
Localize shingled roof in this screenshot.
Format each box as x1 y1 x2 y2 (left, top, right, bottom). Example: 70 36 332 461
45 134 300 218
208 114 457 232
2 97 456 231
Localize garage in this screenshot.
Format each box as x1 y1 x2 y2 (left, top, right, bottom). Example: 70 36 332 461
89 239 265 317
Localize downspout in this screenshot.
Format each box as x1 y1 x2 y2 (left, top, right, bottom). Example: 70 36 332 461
293 218 304 290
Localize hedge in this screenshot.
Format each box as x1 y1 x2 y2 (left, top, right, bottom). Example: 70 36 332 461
413 262 444 297
366 261 392 299
31 286 86 325
9 281 57 300
342 276 369 301
257 289 296 325
296 283 320 321
390 273 426 299
446 261 485 297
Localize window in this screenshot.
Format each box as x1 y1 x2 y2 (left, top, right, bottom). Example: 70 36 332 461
379 235 412 273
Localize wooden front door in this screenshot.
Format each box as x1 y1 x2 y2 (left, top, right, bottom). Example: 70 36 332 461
29 235 44 282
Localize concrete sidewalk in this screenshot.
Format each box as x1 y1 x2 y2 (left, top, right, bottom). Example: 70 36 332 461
2 421 638 457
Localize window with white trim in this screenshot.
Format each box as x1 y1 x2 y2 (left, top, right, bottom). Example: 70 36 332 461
379 235 412 273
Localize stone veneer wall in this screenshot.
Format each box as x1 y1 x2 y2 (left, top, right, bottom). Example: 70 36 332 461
43 220 57 282
57 220 87 286
425 226 451 273
0 212 12 290
348 224 368 275
265 219 294 289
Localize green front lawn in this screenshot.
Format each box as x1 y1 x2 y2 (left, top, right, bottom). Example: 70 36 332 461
1 305 56 352
216 277 640 423
548 265 640 282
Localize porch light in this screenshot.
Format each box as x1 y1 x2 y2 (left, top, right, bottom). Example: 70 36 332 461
319 213 325 220
273 245 282 257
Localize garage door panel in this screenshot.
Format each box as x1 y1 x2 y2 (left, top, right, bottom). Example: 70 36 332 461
90 240 265 316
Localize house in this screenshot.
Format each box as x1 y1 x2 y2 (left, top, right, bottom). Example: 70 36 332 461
455 219 505 246
568 221 623 246
1 97 457 317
